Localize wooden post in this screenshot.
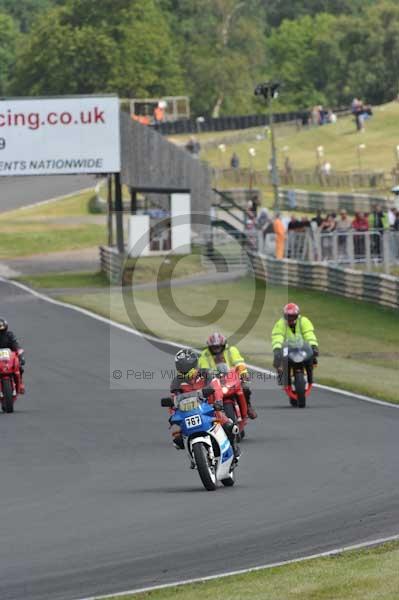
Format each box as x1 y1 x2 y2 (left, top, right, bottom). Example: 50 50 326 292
107 174 113 247
114 173 124 254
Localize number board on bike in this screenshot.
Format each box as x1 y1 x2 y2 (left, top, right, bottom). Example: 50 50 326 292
185 415 202 428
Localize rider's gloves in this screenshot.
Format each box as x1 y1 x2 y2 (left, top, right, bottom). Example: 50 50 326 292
273 349 282 369
213 400 223 412
18 351 25 366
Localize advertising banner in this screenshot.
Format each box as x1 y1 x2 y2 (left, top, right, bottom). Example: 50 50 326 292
0 96 121 176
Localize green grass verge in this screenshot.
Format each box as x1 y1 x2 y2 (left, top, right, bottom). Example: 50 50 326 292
0 224 106 258
14 255 206 288
15 271 109 289
99 541 399 600
122 253 206 284
0 190 107 258
0 190 96 221
60 277 399 404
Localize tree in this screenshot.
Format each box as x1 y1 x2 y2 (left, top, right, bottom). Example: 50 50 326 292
266 14 345 108
262 0 376 29
11 0 184 98
0 0 53 32
0 12 17 95
164 0 267 116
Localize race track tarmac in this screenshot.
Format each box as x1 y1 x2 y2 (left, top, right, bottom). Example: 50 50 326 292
0 175 97 212
0 280 398 600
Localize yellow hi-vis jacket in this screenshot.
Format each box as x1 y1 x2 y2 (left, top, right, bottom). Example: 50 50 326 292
198 345 247 375
271 316 318 351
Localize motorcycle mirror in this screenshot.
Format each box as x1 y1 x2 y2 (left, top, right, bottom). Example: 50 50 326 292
160 397 174 408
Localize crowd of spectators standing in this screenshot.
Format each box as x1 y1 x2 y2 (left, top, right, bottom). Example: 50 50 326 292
244 202 399 261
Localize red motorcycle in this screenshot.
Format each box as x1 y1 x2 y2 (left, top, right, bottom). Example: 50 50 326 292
0 348 24 413
215 364 248 439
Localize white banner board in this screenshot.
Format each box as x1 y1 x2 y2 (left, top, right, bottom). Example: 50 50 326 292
0 96 120 176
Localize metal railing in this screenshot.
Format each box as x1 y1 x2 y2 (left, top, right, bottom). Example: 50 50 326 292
256 229 399 273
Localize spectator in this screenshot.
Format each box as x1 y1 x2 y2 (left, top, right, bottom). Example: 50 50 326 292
273 213 286 259
185 137 201 156
352 211 369 259
388 206 396 228
256 208 270 252
321 160 332 183
153 103 165 125
230 152 240 169
327 109 337 124
336 209 352 257
311 210 324 228
393 208 399 231
368 204 388 257
320 214 336 260
283 156 293 184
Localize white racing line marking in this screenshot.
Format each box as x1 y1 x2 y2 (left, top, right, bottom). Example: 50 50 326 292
1 277 398 411
2 278 398 598
74 532 399 600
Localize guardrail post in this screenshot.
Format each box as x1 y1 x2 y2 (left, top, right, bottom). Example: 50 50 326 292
114 173 124 254
348 230 355 268
332 232 338 262
107 175 113 247
382 231 391 274
365 232 372 270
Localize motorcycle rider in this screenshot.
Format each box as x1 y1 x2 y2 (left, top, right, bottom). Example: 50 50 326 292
168 348 240 458
271 304 318 384
0 318 25 393
198 332 257 419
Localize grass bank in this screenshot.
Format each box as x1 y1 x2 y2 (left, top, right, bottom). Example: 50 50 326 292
200 102 399 174
61 277 399 404
15 254 206 288
0 190 106 258
101 540 399 600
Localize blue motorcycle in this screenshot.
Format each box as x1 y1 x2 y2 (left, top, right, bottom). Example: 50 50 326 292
161 391 237 491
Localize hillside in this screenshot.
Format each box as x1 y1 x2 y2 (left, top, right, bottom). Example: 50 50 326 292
201 102 399 175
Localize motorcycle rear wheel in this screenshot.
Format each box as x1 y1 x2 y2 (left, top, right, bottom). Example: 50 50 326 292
294 371 306 408
1 378 14 413
193 443 217 491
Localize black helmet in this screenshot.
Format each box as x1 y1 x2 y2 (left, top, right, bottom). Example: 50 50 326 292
175 348 199 376
0 319 8 332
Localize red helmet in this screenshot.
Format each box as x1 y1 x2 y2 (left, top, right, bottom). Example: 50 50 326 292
283 303 300 325
207 332 226 355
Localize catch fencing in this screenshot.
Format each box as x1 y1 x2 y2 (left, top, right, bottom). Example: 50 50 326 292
217 168 395 193
278 189 392 213
257 229 399 271
152 111 306 136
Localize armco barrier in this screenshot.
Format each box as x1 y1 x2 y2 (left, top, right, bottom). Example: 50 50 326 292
100 246 124 284
249 254 399 310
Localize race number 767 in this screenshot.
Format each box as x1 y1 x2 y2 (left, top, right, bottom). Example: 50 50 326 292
185 415 202 428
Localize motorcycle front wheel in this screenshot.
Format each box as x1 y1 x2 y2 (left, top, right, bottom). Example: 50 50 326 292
294 370 306 408
193 443 217 491
1 378 14 413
